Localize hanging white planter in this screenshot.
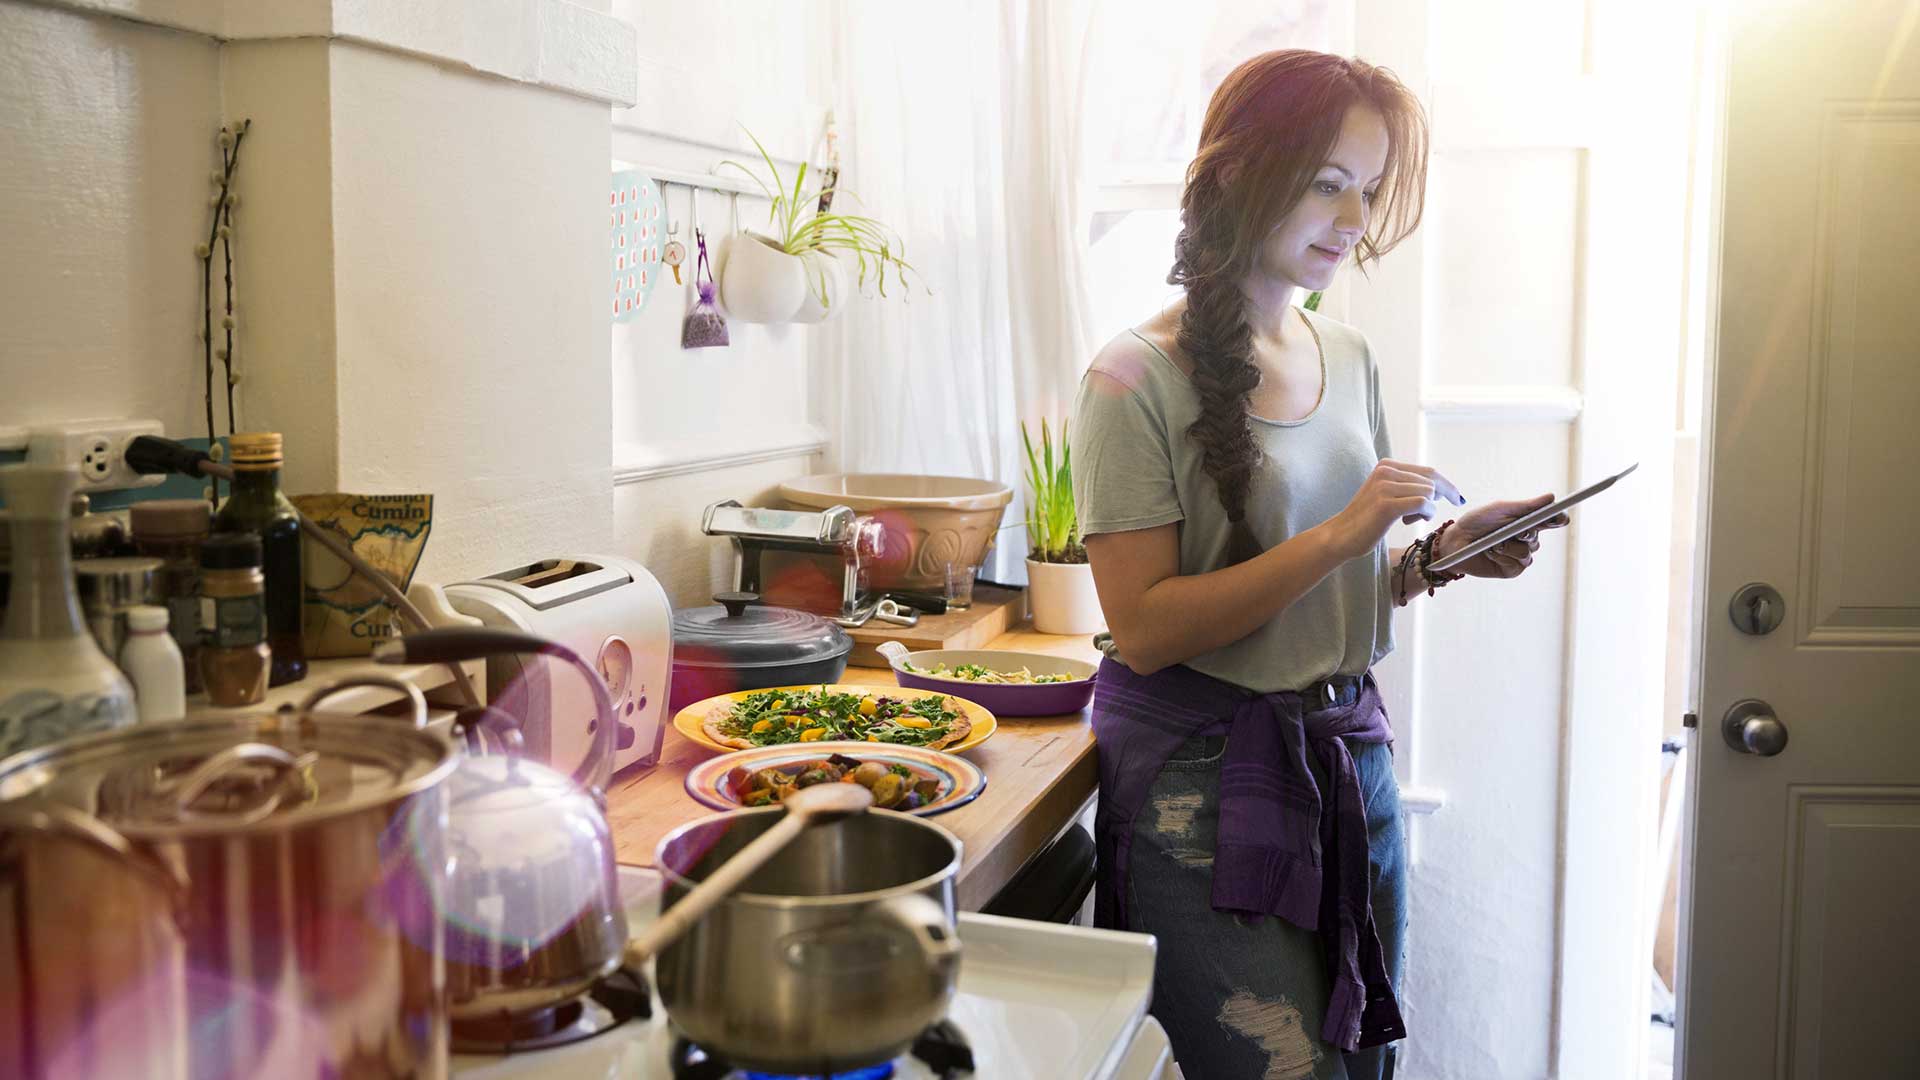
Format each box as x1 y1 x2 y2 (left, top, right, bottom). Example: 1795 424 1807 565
1025 559 1107 636
719 230 807 323
790 249 848 324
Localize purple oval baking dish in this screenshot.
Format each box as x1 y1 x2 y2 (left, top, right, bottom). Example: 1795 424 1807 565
875 642 1099 717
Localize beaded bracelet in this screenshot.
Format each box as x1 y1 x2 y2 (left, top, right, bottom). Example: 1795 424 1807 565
1395 520 1467 605
1395 538 1422 607
1418 520 1468 597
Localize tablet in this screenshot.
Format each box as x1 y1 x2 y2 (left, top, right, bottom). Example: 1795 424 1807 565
1426 462 1638 573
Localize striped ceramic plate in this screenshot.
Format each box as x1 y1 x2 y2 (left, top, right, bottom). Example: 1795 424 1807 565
683 740 987 817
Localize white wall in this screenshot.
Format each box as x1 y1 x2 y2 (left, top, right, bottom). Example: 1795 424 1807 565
604 0 834 607
1 0 833 607
217 32 620 586
0 2 219 438
1347 1 1695 1077
219 38 339 494
322 41 614 586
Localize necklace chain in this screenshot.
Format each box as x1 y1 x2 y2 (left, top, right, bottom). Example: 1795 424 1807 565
1253 307 1327 421
1297 307 1327 417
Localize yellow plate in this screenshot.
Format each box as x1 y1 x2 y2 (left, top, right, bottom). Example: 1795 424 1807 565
672 684 997 756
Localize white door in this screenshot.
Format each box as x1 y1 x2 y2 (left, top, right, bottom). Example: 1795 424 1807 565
1681 1 1920 1076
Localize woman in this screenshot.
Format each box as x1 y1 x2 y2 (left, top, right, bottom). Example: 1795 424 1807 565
1071 50 1567 1078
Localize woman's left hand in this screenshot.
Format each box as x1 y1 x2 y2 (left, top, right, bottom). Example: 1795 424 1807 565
1433 493 1570 579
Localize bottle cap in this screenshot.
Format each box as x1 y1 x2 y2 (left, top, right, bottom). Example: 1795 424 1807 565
201 533 262 569
127 605 170 632
130 499 212 539
229 432 284 468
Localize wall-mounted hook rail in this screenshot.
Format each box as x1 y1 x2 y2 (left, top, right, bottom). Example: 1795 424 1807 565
641 164 766 199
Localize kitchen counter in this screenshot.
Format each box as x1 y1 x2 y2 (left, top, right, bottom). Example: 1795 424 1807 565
604 622 1104 911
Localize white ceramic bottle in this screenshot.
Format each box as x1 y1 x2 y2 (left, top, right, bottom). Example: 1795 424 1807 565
0 465 136 756
119 604 186 723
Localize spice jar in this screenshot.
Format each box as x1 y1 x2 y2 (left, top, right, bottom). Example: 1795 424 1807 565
131 499 212 693
197 534 271 706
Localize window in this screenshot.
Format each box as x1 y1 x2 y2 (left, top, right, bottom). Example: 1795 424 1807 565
1081 1 1338 340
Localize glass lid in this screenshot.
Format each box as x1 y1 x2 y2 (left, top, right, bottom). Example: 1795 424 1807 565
0 711 454 835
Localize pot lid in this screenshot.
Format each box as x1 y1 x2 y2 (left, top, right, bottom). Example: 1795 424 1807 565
671 592 852 670
0 711 454 836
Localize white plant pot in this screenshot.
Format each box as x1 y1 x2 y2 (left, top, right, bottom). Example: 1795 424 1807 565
790 250 848 324
719 231 807 323
1025 559 1107 636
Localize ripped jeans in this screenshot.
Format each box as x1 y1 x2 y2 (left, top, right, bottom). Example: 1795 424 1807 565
1127 732 1406 1079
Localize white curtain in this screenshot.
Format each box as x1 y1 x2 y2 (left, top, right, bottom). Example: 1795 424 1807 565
816 0 1097 584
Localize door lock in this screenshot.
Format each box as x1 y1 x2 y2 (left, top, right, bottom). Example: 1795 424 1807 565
1729 583 1785 636
1722 699 1789 756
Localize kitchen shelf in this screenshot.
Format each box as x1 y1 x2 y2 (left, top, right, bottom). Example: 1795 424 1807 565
185 655 484 721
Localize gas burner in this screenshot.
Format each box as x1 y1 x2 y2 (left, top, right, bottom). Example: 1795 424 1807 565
668 1020 974 1080
451 967 653 1055
452 999 585 1052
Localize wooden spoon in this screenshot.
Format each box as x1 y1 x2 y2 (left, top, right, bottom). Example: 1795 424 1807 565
623 782 874 967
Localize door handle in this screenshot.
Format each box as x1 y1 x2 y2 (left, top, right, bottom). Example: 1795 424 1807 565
1721 699 1788 756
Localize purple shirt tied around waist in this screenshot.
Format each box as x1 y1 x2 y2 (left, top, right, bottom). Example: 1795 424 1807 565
1090 657 1407 1052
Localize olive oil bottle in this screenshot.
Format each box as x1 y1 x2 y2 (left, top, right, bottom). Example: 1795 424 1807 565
213 432 307 686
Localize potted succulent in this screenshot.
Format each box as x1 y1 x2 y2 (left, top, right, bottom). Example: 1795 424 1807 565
719 129 919 323
1020 419 1105 636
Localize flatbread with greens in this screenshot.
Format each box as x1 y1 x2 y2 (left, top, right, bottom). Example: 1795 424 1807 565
700 687 971 751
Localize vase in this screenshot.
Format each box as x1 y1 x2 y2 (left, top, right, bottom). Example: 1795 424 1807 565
791 250 848 324
719 230 807 323
0 465 136 757
1025 558 1106 636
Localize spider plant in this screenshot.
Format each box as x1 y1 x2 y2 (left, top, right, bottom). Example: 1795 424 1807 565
1020 419 1086 564
719 128 920 303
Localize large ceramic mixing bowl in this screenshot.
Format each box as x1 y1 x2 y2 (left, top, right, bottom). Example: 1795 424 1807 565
776 474 1014 593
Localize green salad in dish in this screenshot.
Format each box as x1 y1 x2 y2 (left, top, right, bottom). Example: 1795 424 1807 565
701 687 971 750
904 661 1078 685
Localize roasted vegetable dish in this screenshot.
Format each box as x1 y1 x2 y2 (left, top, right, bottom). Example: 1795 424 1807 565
727 752 945 811
701 687 972 750
903 660 1079 684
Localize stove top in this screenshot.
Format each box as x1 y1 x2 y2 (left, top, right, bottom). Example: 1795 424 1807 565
451 1016 971 1080
449 867 1163 1080
667 1020 973 1080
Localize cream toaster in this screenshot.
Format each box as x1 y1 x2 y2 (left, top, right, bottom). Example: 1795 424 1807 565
444 554 672 778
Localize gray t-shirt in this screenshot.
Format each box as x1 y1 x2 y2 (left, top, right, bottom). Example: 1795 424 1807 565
1070 308 1394 693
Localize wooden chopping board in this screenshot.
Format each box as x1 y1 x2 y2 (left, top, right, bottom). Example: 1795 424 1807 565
844 584 1024 666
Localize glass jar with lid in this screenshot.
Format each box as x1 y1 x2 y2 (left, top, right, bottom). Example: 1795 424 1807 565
131 499 211 693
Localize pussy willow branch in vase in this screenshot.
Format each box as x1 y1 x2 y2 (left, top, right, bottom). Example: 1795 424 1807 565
199 119 250 447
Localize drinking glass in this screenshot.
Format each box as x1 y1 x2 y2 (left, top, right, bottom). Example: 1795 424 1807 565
943 562 977 610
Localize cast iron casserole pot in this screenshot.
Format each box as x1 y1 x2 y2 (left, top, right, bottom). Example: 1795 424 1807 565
668 591 852 714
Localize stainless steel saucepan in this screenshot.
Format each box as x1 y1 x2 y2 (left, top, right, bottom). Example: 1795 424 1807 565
650 800 964 1074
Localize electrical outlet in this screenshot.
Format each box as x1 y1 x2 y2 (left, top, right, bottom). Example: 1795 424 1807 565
26 419 166 491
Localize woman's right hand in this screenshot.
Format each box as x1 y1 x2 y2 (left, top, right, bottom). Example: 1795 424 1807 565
1326 458 1465 560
